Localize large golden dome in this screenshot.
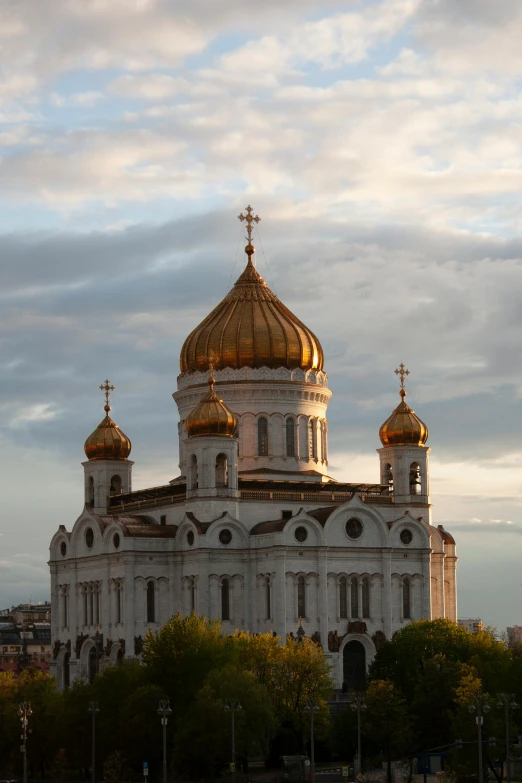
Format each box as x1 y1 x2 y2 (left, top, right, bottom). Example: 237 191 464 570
84 381 132 461
379 366 428 447
186 372 238 438
180 243 324 374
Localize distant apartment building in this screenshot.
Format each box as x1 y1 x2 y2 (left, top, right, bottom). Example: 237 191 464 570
0 602 52 672
458 618 483 633
507 626 522 646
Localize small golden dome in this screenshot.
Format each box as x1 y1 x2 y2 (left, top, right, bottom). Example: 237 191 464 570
180 219 324 374
186 369 238 439
379 365 428 447
84 380 132 461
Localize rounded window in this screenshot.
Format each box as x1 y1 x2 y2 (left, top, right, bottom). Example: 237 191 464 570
85 527 94 549
400 529 413 545
60 541 67 557
219 529 232 545
187 531 194 546
294 526 308 543
345 518 363 540
113 533 120 549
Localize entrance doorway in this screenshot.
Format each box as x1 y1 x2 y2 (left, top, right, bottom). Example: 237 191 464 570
343 640 366 690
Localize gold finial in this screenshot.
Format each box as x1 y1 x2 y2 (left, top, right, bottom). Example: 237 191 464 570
238 205 260 258
394 363 410 399
100 379 115 412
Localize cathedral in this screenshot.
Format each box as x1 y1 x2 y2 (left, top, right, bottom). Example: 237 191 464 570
49 207 457 689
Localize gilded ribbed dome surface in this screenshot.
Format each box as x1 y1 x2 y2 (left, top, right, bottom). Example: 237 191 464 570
84 407 132 460
186 377 238 438
180 255 324 374
379 394 428 447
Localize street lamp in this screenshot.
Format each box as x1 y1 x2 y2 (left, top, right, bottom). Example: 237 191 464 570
224 699 242 780
87 701 100 783
468 694 490 783
17 702 32 783
157 699 172 783
497 694 518 783
304 698 319 783
350 694 367 777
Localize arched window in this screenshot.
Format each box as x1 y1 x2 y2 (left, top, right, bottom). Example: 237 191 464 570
308 419 317 460
63 652 70 688
94 583 100 625
384 463 393 493
190 454 198 490
297 576 306 618
403 578 411 619
116 581 122 625
339 576 348 619
258 417 268 456
215 454 229 487
191 580 196 613
321 421 328 462
350 577 359 618
88 477 95 506
88 584 94 626
221 578 230 621
362 577 370 618
265 577 271 620
409 462 421 495
286 418 296 457
110 474 122 494
147 581 155 623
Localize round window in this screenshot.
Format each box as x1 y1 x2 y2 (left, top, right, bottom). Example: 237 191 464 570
113 533 120 549
345 518 363 540
60 541 67 557
85 527 94 548
219 529 232 545
295 526 308 543
400 529 413 545
187 531 194 546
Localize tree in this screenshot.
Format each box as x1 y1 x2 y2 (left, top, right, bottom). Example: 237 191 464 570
173 666 276 778
370 620 510 702
143 613 235 714
362 680 412 783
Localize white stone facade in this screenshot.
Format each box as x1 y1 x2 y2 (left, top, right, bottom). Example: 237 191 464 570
48 266 458 690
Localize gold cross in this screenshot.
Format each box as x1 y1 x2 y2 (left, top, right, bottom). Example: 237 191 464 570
99 379 115 407
238 205 260 242
394 363 410 391
207 352 218 387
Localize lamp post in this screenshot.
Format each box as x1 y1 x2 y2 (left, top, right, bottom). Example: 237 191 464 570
17 701 32 783
497 694 517 783
224 699 242 780
304 698 319 783
157 699 172 783
350 694 367 777
87 701 100 783
468 694 490 783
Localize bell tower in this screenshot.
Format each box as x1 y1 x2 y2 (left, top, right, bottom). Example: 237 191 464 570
82 380 133 514
377 365 430 507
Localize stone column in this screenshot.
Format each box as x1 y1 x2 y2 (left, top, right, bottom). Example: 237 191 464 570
123 556 135 655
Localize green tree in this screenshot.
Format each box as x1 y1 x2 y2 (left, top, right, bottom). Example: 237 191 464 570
143 613 235 713
362 680 412 783
173 666 276 777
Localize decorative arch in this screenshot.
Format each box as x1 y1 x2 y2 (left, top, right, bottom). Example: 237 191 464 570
339 633 377 689
409 462 421 495
215 453 229 487
110 474 122 494
257 416 268 456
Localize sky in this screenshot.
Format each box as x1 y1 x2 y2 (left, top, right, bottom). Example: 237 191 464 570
0 0 521 630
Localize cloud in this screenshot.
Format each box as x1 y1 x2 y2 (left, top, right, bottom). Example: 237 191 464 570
108 74 189 101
